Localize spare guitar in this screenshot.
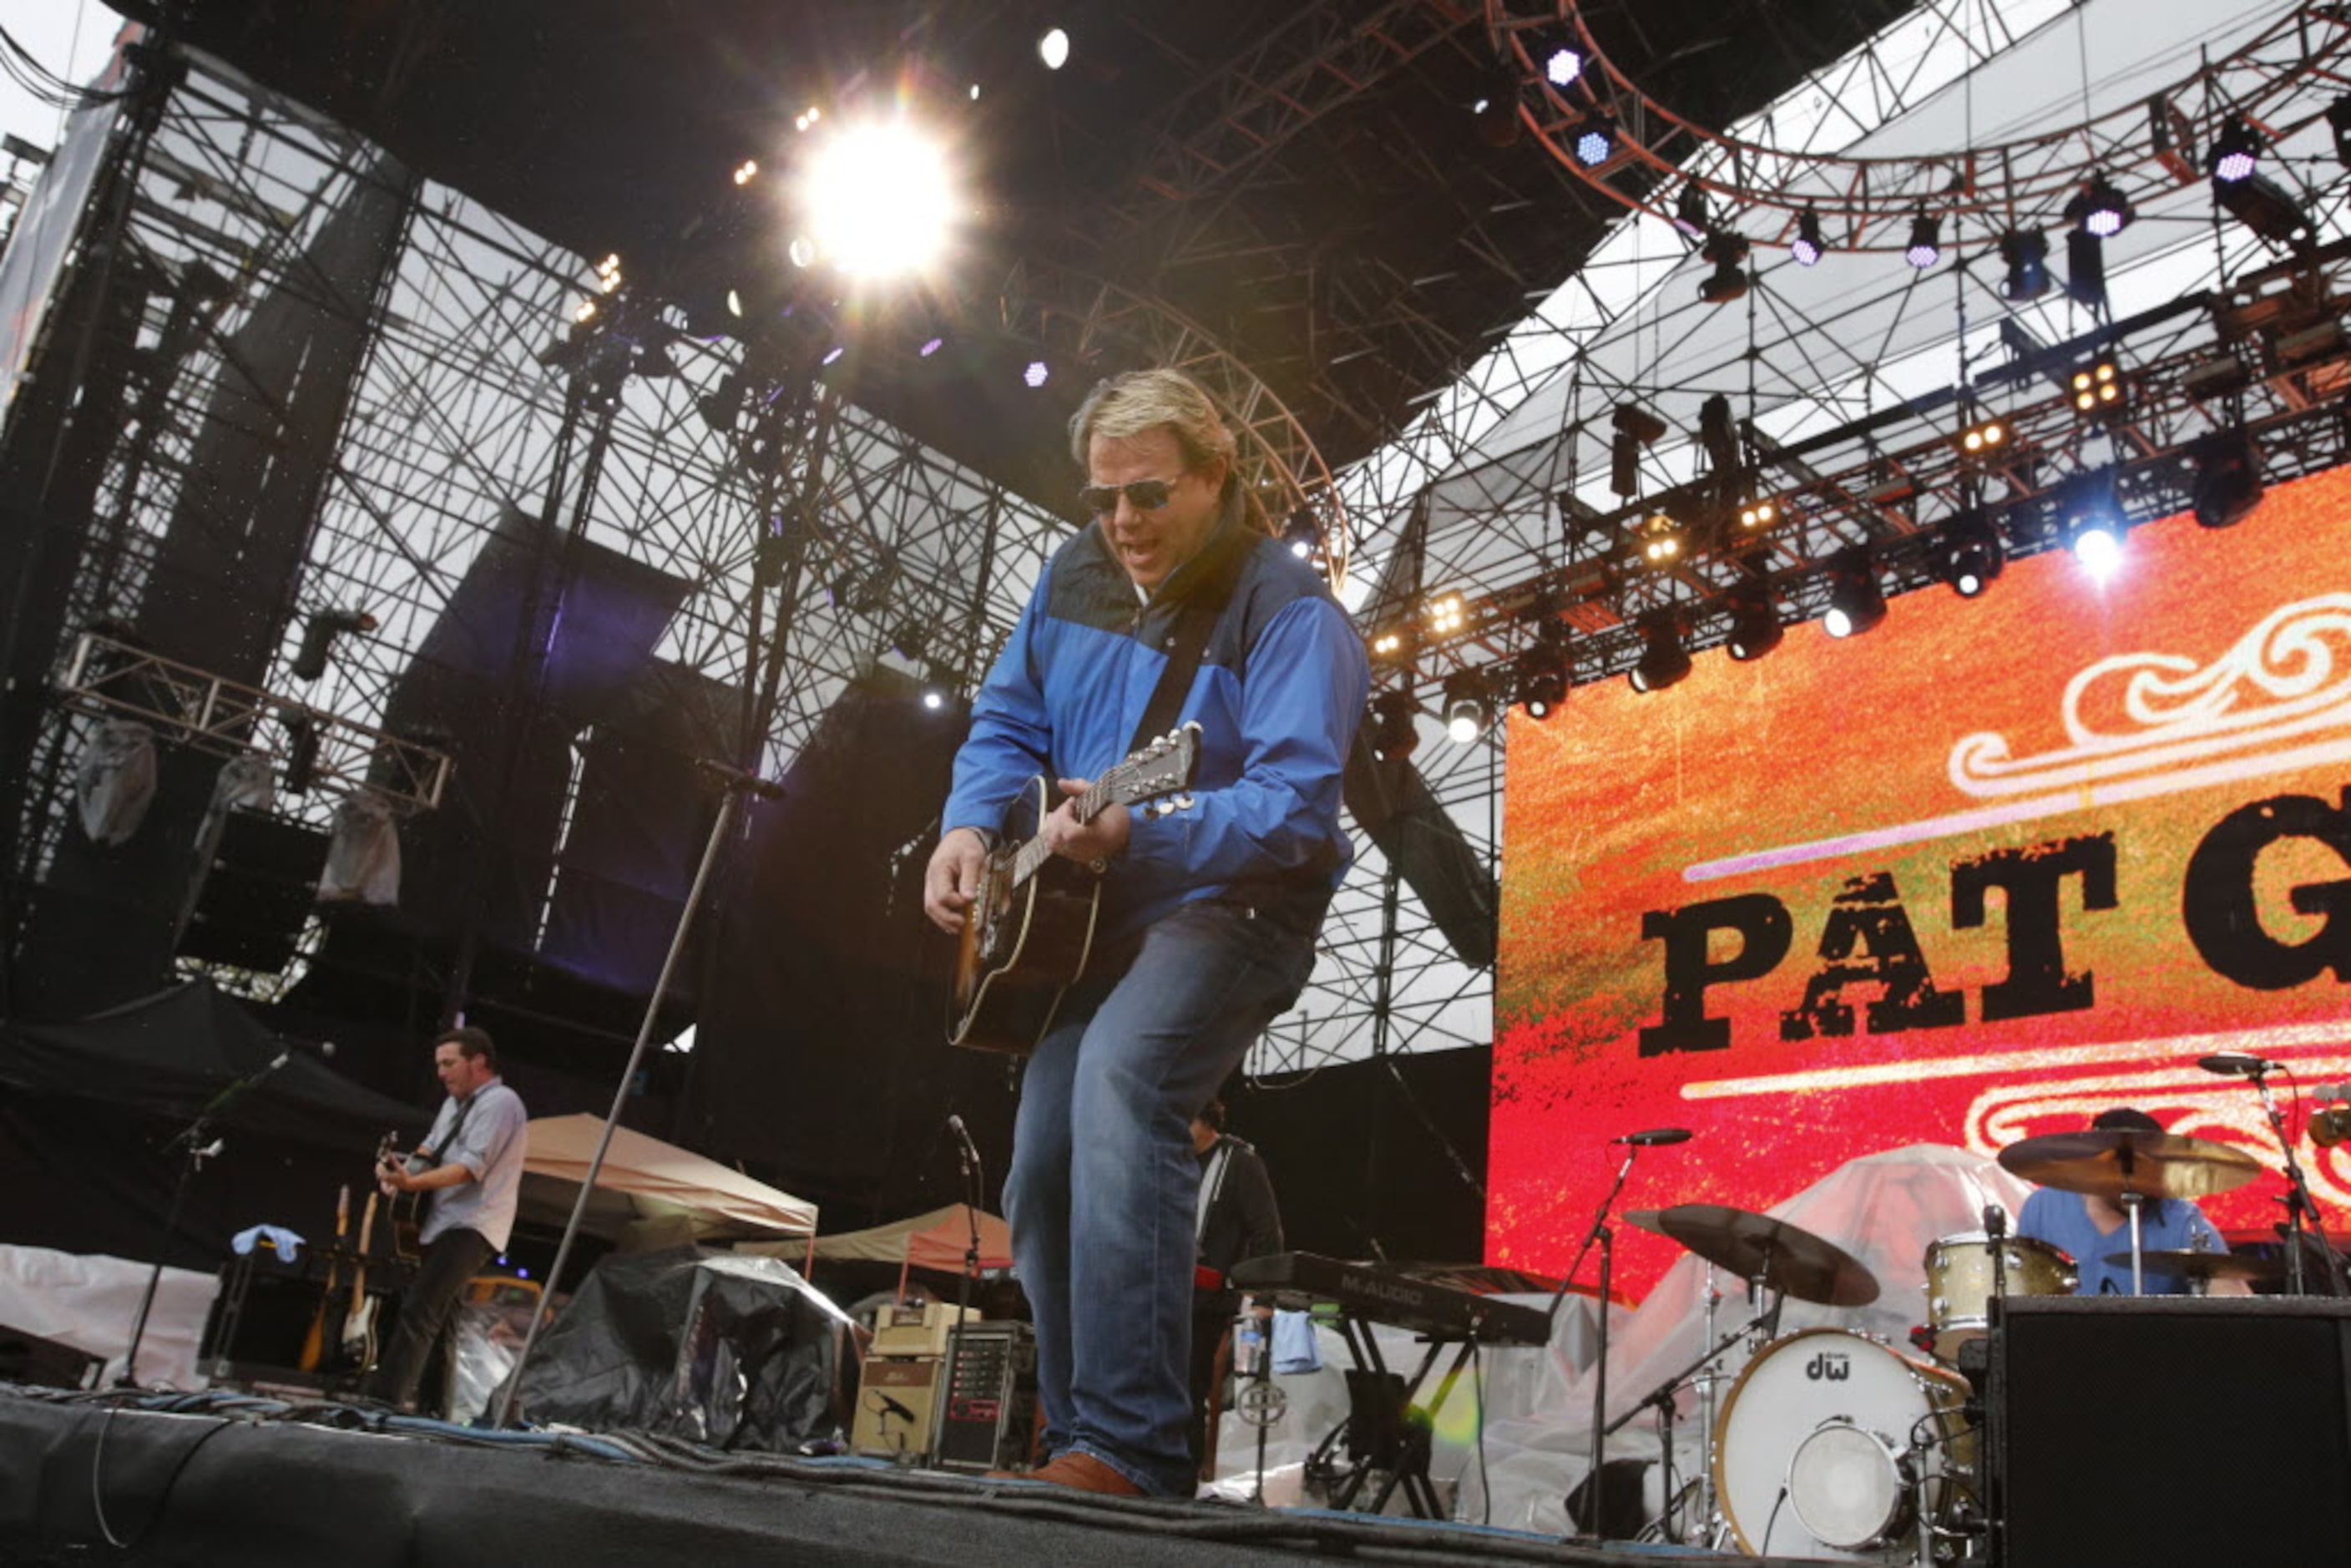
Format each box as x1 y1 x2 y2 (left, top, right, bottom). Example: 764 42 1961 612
949 723 1201 1055
341 1135 398 1370
297 1182 350 1373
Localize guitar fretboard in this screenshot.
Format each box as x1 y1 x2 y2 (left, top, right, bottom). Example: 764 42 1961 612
1007 774 1120 888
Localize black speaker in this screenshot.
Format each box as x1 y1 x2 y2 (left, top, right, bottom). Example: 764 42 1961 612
0 1324 101 1389
1992 1296 2351 1566
180 810 330 969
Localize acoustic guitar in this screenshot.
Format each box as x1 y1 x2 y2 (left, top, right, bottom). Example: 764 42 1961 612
376 1131 423 1264
948 723 1201 1055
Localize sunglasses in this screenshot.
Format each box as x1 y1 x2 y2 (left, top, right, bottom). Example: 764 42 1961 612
1078 476 1180 516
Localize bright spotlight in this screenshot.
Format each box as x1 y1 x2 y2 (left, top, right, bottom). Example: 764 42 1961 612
801 119 960 280
1904 213 1941 269
1039 28 1071 70
1545 47 1582 86
922 689 948 711
1024 360 1049 387
919 336 944 357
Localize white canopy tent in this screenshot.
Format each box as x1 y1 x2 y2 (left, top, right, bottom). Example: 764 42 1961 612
519 1113 819 1252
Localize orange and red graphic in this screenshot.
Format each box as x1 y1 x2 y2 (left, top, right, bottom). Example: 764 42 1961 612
1493 465 2351 1296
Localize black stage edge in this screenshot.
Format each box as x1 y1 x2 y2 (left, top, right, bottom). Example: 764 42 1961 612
0 1386 1780 1567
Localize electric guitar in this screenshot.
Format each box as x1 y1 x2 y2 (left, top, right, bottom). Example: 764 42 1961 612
341 1134 398 1368
948 723 1201 1055
298 1182 350 1373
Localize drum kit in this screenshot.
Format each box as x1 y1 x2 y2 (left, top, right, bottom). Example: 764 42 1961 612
1606 1125 2273 1562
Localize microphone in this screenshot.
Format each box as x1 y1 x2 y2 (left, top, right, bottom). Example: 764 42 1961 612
946 1113 981 1166
1982 1202 2006 1241
694 756 787 802
1610 1127 1693 1146
2197 1052 2277 1077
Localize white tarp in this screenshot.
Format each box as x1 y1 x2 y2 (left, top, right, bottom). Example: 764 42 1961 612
520 1113 818 1247
0 1244 218 1391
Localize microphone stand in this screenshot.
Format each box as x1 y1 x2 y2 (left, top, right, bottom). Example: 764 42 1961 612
1549 1141 1641 1541
947 1120 984 1464
2242 1066 2345 1297
120 1049 300 1388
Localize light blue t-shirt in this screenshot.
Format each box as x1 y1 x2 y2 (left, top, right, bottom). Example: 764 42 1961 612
407 1079 528 1253
2016 1187 2230 1297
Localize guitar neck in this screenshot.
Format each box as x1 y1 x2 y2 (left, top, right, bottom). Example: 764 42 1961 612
1007 776 1118 888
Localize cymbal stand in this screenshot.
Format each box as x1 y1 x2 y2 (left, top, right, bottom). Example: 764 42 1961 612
2120 1188 2146 1297
2239 1064 2345 1297
1605 1282 1782 1538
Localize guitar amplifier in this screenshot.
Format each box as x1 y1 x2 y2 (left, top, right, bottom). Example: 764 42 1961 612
850 1354 944 1459
934 1323 1037 1473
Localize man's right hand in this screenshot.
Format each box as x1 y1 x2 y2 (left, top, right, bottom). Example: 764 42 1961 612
923 827 989 933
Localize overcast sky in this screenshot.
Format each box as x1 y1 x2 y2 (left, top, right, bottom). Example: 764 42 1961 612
0 1 121 159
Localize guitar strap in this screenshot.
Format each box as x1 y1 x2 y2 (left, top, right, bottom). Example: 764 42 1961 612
417 1091 474 1170
1127 529 1250 754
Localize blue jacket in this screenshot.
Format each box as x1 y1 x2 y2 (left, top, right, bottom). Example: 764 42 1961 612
943 485 1368 943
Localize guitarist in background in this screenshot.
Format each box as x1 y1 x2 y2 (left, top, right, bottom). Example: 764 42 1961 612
923 367 1367 1497
362 1026 528 1414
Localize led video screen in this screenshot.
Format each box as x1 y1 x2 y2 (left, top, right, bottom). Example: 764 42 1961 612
1492 464 2351 1295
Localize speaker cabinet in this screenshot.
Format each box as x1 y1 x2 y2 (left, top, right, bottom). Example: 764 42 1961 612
934 1323 1037 1473
850 1355 943 1460
1991 1296 2351 1566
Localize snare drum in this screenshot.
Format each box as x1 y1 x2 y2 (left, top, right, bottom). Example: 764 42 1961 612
1712 1328 1973 1560
1922 1232 2077 1361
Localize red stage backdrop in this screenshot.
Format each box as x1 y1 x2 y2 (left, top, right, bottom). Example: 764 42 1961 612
1492 463 2351 1297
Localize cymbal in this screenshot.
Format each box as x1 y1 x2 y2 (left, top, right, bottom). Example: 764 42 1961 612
1626 1203 1880 1307
2104 1248 2284 1282
1997 1129 2263 1201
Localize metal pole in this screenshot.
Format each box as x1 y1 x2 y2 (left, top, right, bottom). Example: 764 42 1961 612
488 763 776 1428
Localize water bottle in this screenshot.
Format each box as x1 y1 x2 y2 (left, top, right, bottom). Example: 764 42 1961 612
1234 1296 1265 1378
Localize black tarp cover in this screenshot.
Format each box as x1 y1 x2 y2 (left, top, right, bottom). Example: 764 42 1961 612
503 1247 852 1451
0 980 429 1151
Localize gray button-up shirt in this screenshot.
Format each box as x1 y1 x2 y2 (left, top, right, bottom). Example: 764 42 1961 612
407 1078 528 1252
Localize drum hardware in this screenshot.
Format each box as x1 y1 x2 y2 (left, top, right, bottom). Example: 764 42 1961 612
1625 1205 1881 1308
1996 1126 2260 1295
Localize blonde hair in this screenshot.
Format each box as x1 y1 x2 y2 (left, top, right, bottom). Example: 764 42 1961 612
1068 368 1238 476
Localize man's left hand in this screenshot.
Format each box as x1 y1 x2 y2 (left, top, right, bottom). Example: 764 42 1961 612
1039 777 1129 871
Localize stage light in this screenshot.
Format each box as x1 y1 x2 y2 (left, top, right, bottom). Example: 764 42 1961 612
1821 547 1886 639
919 336 943 357
1368 625 1414 663
1443 670 1496 744
2061 468 2125 574
1737 497 1779 531
733 159 759 187
1905 213 1940 269
1024 360 1049 387
1424 593 1469 637
291 609 377 681
1367 690 1421 761
696 372 746 433
1791 208 1824 266
2070 357 2125 417
1956 414 2008 458
2189 427 2263 529
787 236 817 269
801 118 961 280
1280 508 1321 559
1039 28 1071 70
1724 582 1782 661
1938 510 2004 598
1545 46 1583 87
2065 227 2107 311
573 299 598 324
1570 110 1616 168
1674 185 1710 239
1697 231 1750 305
1633 513 1685 572
2066 172 2132 238
1515 640 1569 719
822 345 846 367
1609 402 1666 497
2208 114 2258 183
2215 171 2314 248
1628 616 1691 693
1999 230 2049 301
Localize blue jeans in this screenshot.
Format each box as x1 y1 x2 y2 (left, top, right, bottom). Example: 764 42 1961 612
1004 894 1316 1496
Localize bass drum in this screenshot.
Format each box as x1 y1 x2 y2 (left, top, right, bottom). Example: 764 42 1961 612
1712 1328 1973 1560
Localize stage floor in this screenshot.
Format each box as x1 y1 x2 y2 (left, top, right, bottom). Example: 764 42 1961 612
0 1384 1797 1566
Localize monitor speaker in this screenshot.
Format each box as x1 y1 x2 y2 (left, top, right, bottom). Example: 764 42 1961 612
1991 1295 2351 1566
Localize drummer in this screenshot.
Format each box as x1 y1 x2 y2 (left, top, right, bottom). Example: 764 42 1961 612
2015 1108 2251 1297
